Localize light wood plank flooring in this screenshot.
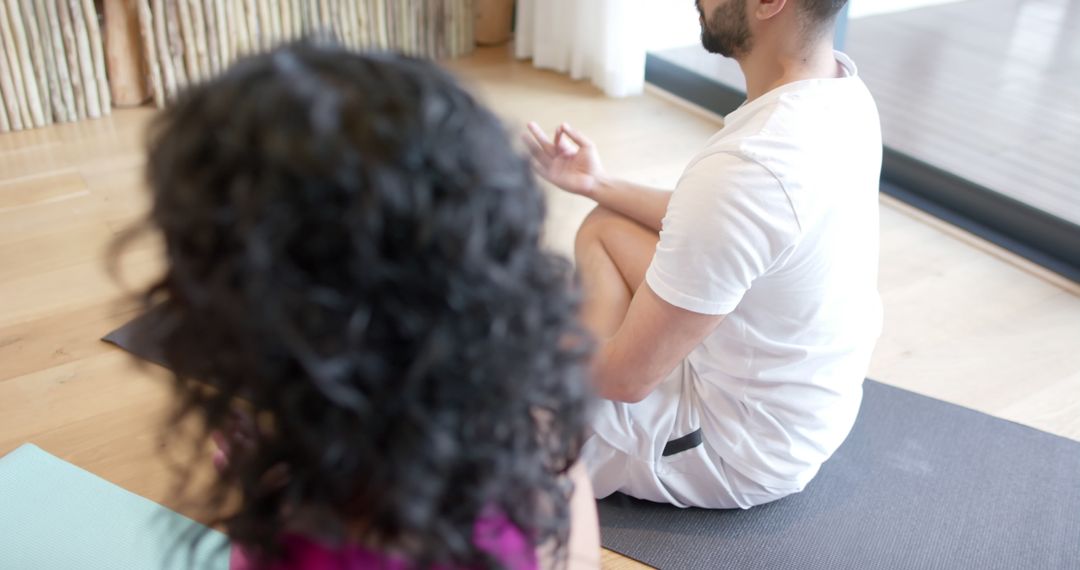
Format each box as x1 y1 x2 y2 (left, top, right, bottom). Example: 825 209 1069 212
1 45 1078 570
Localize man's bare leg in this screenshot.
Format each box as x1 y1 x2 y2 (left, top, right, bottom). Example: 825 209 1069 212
574 206 660 340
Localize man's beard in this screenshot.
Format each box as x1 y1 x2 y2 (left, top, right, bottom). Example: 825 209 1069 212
700 0 753 58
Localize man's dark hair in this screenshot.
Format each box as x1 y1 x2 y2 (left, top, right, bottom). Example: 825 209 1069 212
800 0 848 25
133 41 592 568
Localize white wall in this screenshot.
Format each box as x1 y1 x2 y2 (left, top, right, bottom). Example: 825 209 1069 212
644 0 702 51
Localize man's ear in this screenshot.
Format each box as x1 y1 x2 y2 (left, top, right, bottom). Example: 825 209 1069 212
754 0 789 20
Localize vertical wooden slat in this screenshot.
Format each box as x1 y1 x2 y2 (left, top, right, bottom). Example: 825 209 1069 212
33 0 66 121
465 0 474 56
446 0 455 57
201 0 218 75
82 0 112 113
58 0 87 119
18 0 50 122
152 0 176 102
278 0 291 41
190 0 209 76
256 0 272 48
213 0 227 66
230 0 247 58
268 0 280 45
387 0 395 51
43 0 77 122
300 0 312 35
0 0 32 127
135 0 164 107
0 29 24 130
175 0 199 82
0 78 9 131
290 0 301 38
349 0 363 48
68 0 102 117
333 0 345 44
317 0 329 36
355 0 369 48
5 0 45 125
379 0 389 50
333 0 346 46
165 0 188 89
243 0 258 52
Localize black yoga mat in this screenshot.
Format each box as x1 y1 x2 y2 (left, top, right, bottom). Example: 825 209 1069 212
598 381 1080 570
102 308 168 368
104 315 1080 569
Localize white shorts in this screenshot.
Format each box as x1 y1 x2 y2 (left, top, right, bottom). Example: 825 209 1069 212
580 359 793 509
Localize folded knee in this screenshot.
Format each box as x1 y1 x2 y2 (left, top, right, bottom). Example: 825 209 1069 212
575 206 620 250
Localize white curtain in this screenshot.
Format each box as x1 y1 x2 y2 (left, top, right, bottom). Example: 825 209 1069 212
514 0 647 98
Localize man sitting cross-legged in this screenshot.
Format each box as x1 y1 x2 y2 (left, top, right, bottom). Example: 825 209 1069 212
525 0 882 509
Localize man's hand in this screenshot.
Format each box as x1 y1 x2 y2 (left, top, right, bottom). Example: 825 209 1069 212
523 122 607 198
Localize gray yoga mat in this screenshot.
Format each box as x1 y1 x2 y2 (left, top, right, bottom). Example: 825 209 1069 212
104 314 1080 569
102 308 168 368
598 380 1080 570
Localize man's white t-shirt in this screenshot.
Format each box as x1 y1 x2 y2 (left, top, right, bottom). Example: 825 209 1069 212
644 52 883 490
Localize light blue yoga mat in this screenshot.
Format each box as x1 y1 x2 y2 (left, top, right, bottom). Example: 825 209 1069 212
0 444 231 570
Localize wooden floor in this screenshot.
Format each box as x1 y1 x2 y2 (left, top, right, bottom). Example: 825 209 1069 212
655 0 1080 226
2 45 1079 570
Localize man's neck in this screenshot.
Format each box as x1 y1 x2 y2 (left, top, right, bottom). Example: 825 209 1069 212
737 37 840 102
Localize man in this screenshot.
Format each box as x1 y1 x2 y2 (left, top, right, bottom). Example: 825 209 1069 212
525 0 882 509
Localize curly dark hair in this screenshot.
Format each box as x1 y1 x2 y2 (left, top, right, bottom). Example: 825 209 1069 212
135 41 592 568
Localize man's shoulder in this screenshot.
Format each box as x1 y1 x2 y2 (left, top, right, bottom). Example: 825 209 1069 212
694 102 812 175
697 84 879 178
716 78 878 144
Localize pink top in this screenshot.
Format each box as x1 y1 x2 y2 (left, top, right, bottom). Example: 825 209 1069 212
230 516 537 569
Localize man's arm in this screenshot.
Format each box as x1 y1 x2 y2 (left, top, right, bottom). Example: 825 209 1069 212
593 283 725 403
591 177 672 233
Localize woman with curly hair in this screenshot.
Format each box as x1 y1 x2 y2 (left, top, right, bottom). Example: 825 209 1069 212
135 41 599 569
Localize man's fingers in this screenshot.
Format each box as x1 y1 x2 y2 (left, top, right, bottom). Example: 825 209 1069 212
522 134 554 169
554 126 575 155
530 157 549 176
521 133 546 158
526 121 557 155
531 158 557 183
559 123 593 150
